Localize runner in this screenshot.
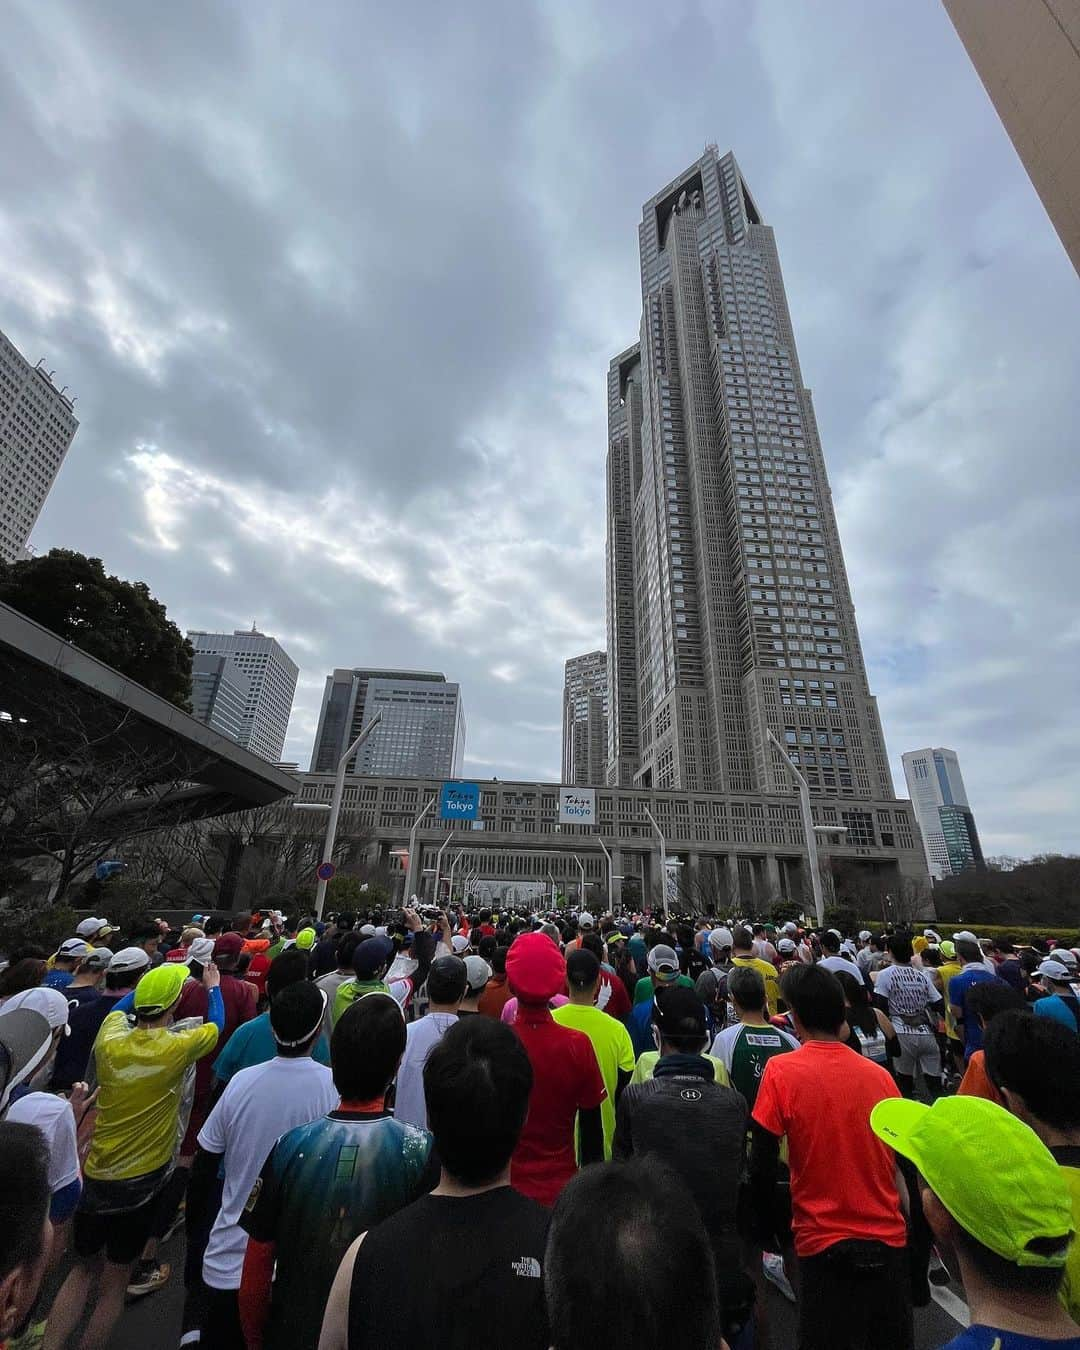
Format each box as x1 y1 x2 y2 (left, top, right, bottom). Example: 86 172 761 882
477 946 513 1019
731 928 782 1016
50 947 150 1091
949 939 1006 1063
713 967 798 1110
330 937 394 1029
392 955 467 1129
816 929 866 984
318 1017 547 1350
1033 960 1080 1031
0 1122 52 1346
631 943 695 1005
552 950 634 1159
458 954 492 1016
315 931 362 1005
44 960 223 1350
241 992 436 1350
212 948 332 1087
956 983 1026 1104
43 939 89 992
873 933 945 1099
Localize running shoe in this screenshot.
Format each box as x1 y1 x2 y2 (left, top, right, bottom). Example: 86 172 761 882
127 1261 171 1297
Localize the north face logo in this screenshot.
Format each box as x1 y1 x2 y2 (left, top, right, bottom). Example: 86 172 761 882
512 1257 542 1278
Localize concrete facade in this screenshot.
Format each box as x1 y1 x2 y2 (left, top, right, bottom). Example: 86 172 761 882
191 654 251 743
944 0 1080 277
188 628 298 763
903 746 985 880
294 772 930 914
310 668 464 778
0 328 79 562
562 650 608 787
606 149 893 808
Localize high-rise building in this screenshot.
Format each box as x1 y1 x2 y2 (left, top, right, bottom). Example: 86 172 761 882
902 747 984 880
562 650 608 787
606 148 893 804
943 0 1080 276
0 328 79 563
190 653 251 743
309 668 465 779
188 627 298 762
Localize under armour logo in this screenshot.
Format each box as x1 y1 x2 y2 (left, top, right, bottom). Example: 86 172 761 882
680 1088 703 1102
512 1257 542 1278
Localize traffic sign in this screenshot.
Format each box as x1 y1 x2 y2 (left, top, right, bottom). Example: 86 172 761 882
316 861 336 882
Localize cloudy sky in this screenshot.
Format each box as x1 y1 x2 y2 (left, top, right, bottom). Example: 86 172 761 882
4 1 1078 857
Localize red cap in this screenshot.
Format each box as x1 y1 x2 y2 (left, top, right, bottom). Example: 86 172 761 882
506 932 565 1004
213 932 244 964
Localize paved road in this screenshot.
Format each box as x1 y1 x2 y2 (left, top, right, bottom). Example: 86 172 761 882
104 1228 968 1349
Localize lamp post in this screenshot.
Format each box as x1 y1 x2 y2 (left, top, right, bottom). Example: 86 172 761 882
573 854 586 910
402 797 435 903
595 836 623 913
767 728 825 927
445 849 466 907
432 832 454 907
314 712 382 919
547 870 557 909
642 807 670 919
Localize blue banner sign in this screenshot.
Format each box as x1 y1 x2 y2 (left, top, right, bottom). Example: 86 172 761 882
440 781 480 821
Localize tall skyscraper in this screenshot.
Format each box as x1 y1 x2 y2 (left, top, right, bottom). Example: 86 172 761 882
943 0 1080 276
606 148 893 804
0 328 79 563
562 650 608 787
190 653 251 743
188 627 298 762
903 747 984 880
309 668 465 778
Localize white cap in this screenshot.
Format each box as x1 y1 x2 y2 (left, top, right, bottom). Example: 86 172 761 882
108 946 152 976
186 937 215 966
1054 948 1079 967
463 955 492 992
360 924 376 937
924 929 941 942
709 927 734 951
56 938 91 959
953 931 979 945
778 938 797 955
858 931 872 942
1038 960 1072 983
451 934 470 955
0 987 71 1034
782 922 798 935
578 911 595 928
76 917 115 940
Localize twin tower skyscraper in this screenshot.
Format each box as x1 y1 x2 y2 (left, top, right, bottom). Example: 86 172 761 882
597 147 895 808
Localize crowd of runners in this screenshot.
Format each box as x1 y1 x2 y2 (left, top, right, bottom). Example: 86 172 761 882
2 904 1080 1350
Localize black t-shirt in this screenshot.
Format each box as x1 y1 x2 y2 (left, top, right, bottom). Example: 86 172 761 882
348 1187 550 1350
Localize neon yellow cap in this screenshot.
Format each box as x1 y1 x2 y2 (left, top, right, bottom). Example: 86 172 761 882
871 1095 1073 1267
295 928 316 951
132 963 189 1016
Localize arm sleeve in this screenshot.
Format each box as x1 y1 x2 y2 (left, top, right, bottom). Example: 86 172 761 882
410 930 437 991
614 1068 633 1108
747 1121 782 1245
239 1237 275 1350
205 985 225 1034
612 1087 634 1160
578 1105 604 1167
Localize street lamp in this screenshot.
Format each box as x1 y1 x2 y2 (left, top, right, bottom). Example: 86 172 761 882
432 832 455 907
643 807 673 919
445 849 466 907
403 797 436 902
547 870 557 909
573 854 586 910
767 728 825 927
595 837 624 913
313 712 382 919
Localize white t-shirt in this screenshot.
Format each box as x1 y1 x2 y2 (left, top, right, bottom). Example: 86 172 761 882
874 964 940 1035
393 1012 460 1130
818 955 866 983
198 1055 337 1290
7 1092 80 1193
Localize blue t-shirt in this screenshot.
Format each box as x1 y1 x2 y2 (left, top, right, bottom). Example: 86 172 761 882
948 967 1002 1060
44 970 74 991
1035 995 1080 1033
212 1010 330 1084
942 1327 1080 1350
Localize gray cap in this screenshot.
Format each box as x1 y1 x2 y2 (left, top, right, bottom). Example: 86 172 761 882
80 947 114 972
463 955 492 993
1038 959 1072 983
0 1009 54 1112
647 944 680 978
108 946 152 976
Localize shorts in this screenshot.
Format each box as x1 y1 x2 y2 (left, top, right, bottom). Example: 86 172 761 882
895 1031 941 1079
73 1180 169 1265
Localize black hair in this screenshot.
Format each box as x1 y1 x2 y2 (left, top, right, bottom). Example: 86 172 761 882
951 1223 1067 1297
0 958 46 999
129 920 162 944
921 947 943 969
423 1018 532 1185
105 966 144 992
336 931 362 971
984 1010 1080 1130
886 933 914 963
652 986 708 1054
427 957 468 1006
728 965 766 1014
335 911 356 932
0 1121 51 1283
202 914 227 937
490 946 508 976
332 995 405 1098
752 924 766 937
956 939 983 964
731 926 754 952
478 935 497 962
270 982 326 1057
266 948 311 1000
1020 949 1041 975
545 1159 720 1350
966 980 1025 1026
835 970 877 1038
820 930 841 954
781 963 846 1034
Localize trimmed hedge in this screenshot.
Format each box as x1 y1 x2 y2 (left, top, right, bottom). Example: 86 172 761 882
861 920 1080 947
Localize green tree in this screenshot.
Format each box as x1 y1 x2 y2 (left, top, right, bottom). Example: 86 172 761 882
0 549 192 708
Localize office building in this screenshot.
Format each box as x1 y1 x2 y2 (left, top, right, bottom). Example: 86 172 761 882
0 328 79 562
605 147 893 805
188 627 298 762
562 650 608 786
190 653 251 743
943 0 1080 276
902 747 985 880
309 668 465 779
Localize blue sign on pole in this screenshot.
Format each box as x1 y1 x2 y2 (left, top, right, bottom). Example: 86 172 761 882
440 781 480 821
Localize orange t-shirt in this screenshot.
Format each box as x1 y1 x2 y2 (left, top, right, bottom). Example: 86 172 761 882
752 1040 906 1257
957 1049 1003 1105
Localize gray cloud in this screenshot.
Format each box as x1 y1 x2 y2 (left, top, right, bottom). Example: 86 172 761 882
4 0 1078 855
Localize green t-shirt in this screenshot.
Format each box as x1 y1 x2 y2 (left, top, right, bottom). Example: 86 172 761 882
631 1051 731 1088
332 978 391 1029
632 973 695 1005
553 1003 635 1160
1054 1152 1080 1324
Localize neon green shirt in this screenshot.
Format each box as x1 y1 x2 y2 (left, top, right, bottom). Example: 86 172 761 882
332 978 391 1029
1054 1153 1080 1323
631 1051 731 1088
553 1003 635 1159
86 1010 218 1181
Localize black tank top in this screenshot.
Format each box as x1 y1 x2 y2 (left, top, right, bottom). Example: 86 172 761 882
348 1187 550 1350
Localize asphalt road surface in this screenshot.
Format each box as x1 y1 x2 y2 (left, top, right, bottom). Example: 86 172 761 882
102 1227 970 1349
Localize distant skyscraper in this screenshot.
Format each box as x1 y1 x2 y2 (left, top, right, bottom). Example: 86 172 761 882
190 653 251 743
562 651 608 787
902 747 984 880
309 668 465 778
0 328 79 563
188 628 298 762
943 0 1080 276
606 147 893 803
